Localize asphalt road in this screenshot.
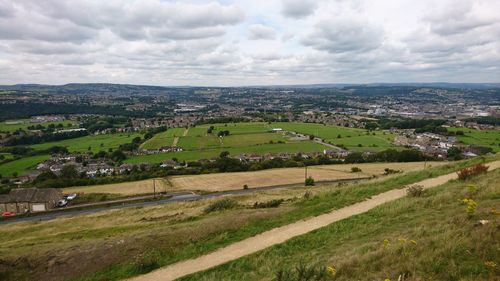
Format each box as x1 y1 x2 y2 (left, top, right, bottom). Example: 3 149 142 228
0 178 367 225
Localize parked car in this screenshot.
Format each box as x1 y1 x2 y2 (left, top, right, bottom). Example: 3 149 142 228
1 212 16 218
64 193 78 201
56 199 68 208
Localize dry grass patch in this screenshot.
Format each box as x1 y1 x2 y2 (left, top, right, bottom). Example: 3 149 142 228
169 161 446 192
62 178 171 196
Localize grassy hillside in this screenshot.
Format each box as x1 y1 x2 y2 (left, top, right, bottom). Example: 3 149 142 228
181 167 500 281
448 127 500 152
30 132 143 153
0 119 75 133
0 155 50 177
0 157 494 281
126 141 326 164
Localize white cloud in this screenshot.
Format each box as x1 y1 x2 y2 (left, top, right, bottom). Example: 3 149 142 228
248 24 277 40
0 0 498 85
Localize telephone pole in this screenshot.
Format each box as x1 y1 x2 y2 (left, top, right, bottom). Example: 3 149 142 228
305 165 308 181
153 178 156 199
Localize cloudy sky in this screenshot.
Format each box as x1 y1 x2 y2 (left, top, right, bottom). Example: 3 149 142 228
0 0 499 86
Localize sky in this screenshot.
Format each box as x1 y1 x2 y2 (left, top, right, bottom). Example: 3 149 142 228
0 0 499 86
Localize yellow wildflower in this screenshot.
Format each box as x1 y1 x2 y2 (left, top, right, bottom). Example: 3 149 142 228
327 265 337 276
485 261 497 269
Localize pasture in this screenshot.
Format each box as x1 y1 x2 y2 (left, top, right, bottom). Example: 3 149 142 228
132 122 399 163
448 127 500 152
126 141 326 164
30 132 143 153
0 119 75 133
0 155 50 176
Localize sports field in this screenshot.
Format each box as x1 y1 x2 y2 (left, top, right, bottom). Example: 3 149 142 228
31 132 143 153
448 127 500 152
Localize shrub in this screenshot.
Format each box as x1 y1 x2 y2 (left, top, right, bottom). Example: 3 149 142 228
305 176 315 186
253 199 284 208
243 184 249 189
384 168 401 175
351 167 362 173
406 185 424 197
462 198 477 215
303 190 312 199
274 264 330 281
204 199 238 213
457 164 489 180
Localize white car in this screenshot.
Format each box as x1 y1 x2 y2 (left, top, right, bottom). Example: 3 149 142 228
65 194 78 201
56 199 68 208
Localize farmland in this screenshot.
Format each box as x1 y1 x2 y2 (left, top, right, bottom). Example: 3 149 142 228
0 119 76 133
448 127 500 152
0 157 494 281
65 161 445 195
270 122 396 151
127 122 399 163
30 132 143 153
126 141 326 164
0 155 50 177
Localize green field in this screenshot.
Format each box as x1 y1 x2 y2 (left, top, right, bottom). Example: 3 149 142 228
448 127 500 152
131 122 399 163
0 120 76 133
270 122 396 151
140 131 176 150
0 155 49 176
126 141 326 164
31 133 143 153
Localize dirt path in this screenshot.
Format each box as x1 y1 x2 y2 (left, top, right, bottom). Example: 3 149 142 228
183 128 189 136
129 161 500 281
171 137 179 147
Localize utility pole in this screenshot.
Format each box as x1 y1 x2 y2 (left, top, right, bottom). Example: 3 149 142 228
305 165 308 181
153 178 156 199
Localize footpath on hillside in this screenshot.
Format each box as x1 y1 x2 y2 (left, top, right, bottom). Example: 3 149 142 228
128 161 500 281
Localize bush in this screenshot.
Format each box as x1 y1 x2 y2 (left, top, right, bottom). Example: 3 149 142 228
305 176 315 186
407 185 424 197
204 199 238 213
275 264 330 281
243 184 249 189
457 164 489 181
351 167 362 173
384 168 401 175
253 199 284 208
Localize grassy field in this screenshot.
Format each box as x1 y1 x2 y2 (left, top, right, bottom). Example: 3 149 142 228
132 122 399 163
181 166 500 281
0 155 49 176
60 161 445 195
125 141 327 164
63 178 170 196
270 122 396 151
448 127 500 152
0 157 494 281
0 119 75 133
168 161 445 192
30 133 143 153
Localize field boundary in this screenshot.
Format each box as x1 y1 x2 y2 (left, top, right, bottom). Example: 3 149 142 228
128 160 500 281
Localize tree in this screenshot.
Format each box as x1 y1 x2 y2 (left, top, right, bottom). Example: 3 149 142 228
447 147 463 160
34 170 58 183
60 165 79 179
305 176 315 186
309 135 315 140
220 151 230 158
